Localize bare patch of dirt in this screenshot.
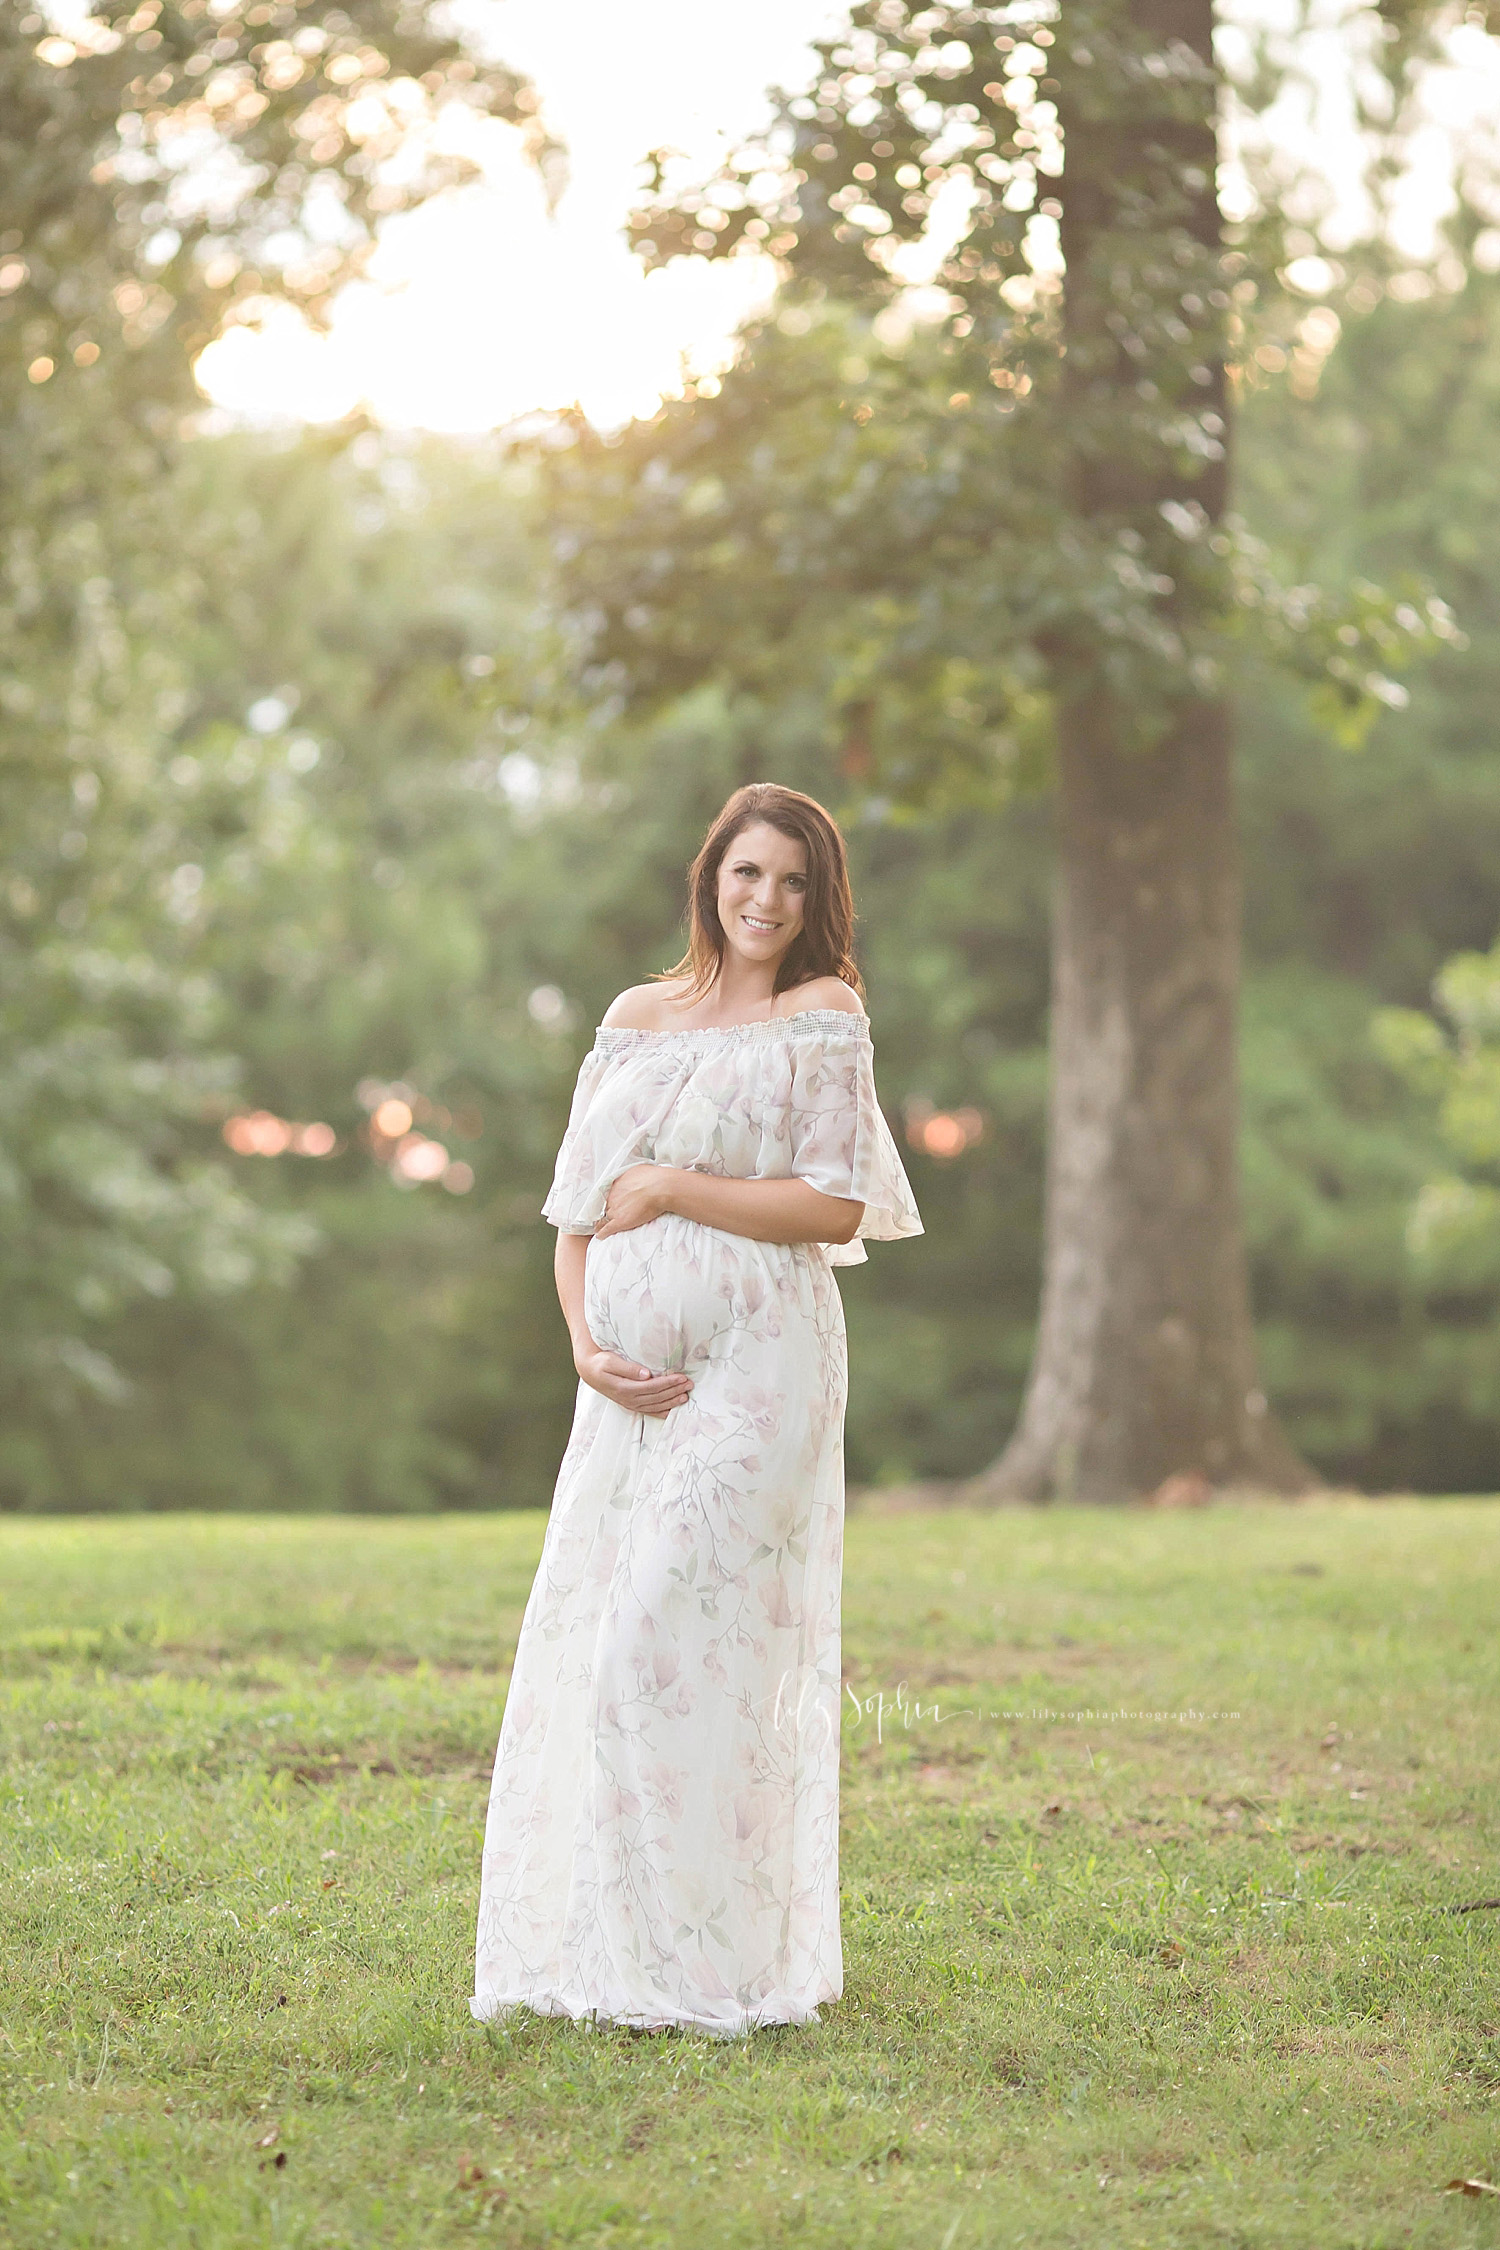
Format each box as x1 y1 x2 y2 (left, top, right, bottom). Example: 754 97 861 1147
1133 2138 1198 2174
1281 1831 1404 1858
1110 1818 1200 1844
1273 2023 1404 2061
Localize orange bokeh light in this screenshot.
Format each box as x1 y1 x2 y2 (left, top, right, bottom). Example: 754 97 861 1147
904 1100 985 1161
223 1111 338 1157
921 1114 968 1158
291 1121 337 1157
372 1097 414 1139
223 1110 291 1156
393 1133 449 1183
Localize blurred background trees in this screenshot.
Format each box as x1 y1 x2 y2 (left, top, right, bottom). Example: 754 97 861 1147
0 0 537 1503
7 3 1500 1509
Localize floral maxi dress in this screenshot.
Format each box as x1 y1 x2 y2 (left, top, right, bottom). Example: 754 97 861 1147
471 1010 922 2034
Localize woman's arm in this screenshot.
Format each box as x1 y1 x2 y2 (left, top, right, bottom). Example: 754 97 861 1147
554 1231 693 1418
594 1167 863 1247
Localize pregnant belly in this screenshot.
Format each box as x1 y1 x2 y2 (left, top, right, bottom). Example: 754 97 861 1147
585 1216 795 1372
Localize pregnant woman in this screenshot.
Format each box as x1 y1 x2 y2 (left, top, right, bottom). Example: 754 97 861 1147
472 782 921 2034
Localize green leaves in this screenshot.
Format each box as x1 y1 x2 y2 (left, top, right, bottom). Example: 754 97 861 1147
1376 941 1500 1270
0 4 551 1505
567 0 1456 804
1228 542 1463 748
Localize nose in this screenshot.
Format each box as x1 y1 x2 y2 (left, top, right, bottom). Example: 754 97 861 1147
753 875 779 910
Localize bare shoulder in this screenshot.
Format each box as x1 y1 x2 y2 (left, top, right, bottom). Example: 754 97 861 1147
779 976 867 1020
601 983 666 1031
601 980 687 1031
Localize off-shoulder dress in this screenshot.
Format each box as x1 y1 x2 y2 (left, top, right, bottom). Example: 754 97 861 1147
471 1009 922 2034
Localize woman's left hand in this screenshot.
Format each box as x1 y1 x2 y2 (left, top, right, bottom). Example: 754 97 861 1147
595 1164 677 1238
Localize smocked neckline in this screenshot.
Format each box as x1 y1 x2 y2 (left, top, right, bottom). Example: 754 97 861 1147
595 1008 869 1048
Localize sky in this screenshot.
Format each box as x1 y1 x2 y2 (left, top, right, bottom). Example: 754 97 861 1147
191 0 1500 435
197 0 849 430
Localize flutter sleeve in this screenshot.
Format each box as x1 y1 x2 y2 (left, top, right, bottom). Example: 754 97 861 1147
540 1040 650 1235
787 1016 923 1267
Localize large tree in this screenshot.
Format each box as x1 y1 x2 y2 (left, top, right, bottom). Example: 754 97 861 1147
558 0 1448 1501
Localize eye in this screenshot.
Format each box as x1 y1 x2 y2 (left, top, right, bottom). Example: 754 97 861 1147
731 861 759 878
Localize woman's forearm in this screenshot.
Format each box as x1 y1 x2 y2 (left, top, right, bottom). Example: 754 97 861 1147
554 1229 594 1356
660 1169 863 1246
555 1226 694 1416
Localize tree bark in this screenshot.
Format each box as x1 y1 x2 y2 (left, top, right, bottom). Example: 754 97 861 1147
975 692 1313 1501
975 0 1316 1501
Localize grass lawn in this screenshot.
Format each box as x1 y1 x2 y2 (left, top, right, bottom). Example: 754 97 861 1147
2 1500 1499 2248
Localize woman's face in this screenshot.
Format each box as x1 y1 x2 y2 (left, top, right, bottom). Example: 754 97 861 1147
715 821 809 974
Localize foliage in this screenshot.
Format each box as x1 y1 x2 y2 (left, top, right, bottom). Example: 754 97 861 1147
560 0 1441 791
3 1503 1498 2245
553 341 1441 822
0 1 536 1494
1231 256 1500 1487
0 482 321 1487
1374 945 1500 1279
3 428 588 1511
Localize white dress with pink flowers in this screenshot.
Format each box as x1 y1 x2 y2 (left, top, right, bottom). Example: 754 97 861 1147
471 1010 922 2034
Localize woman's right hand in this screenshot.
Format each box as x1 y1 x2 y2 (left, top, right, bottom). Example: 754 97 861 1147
575 1345 693 1420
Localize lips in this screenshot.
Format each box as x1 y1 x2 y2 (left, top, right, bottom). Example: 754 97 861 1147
741 915 780 933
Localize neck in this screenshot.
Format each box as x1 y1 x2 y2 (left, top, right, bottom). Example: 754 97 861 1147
705 950 790 1019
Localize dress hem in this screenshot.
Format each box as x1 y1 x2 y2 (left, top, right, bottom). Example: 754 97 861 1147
469 1989 832 2038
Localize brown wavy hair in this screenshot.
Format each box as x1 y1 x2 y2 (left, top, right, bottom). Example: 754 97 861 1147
661 784 863 1002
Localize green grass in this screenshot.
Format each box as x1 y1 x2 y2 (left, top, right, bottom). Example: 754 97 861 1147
2 1501 1499 2249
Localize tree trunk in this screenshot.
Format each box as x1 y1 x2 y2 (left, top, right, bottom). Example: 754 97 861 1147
975 0 1316 1501
975 691 1313 1501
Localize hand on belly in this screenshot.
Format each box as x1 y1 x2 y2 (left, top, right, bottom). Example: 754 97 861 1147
594 1162 674 1239
574 1340 693 1420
